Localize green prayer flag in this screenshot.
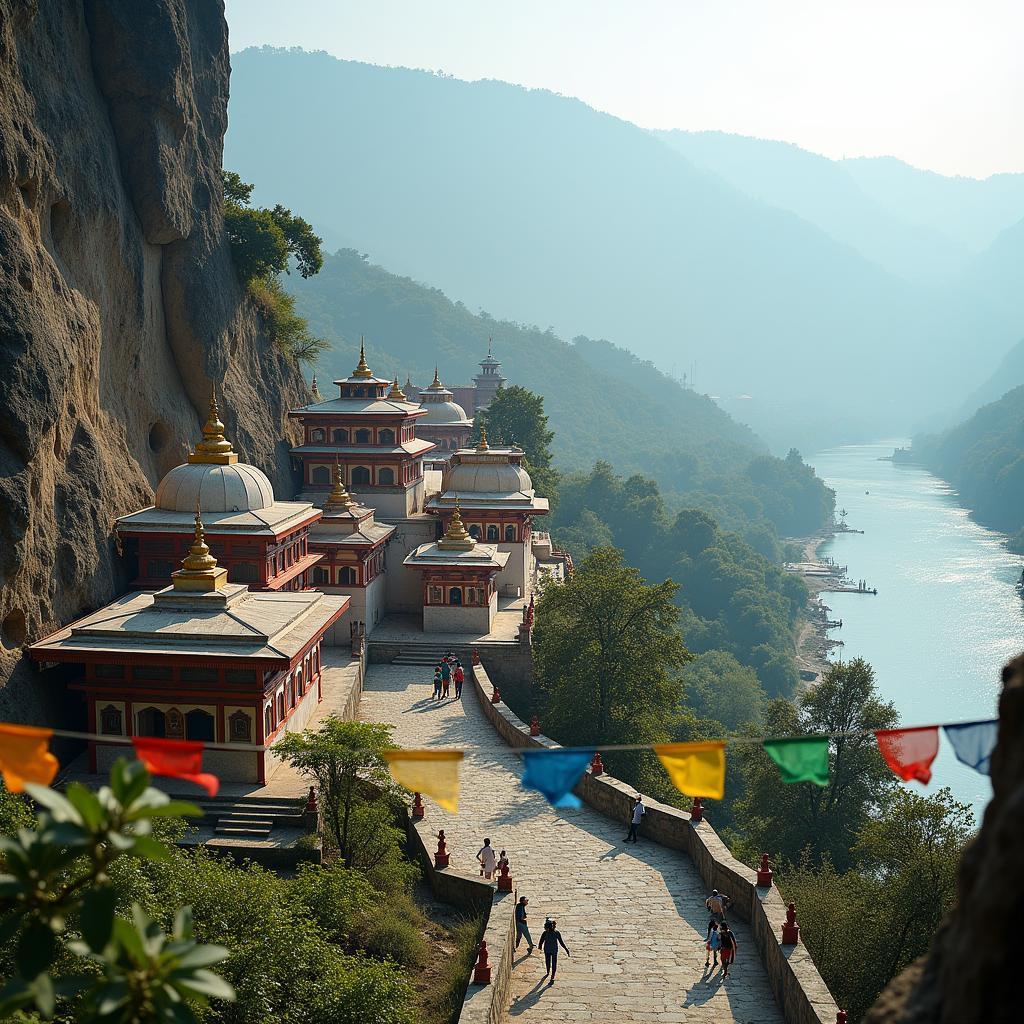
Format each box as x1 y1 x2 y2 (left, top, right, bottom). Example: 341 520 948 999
763 737 830 786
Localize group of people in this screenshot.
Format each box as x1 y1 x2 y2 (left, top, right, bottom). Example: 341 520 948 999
476 837 508 880
432 651 465 700
515 896 571 985
704 889 738 978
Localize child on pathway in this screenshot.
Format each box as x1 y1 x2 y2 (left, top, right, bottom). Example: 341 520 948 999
454 661 465 697
539 919 570 984
441 659 452 697
432 669 442 700
705 920 721 968
719 924 737 978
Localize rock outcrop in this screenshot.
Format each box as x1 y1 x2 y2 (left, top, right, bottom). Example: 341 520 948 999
0 0 307 723
866 653 1024 1024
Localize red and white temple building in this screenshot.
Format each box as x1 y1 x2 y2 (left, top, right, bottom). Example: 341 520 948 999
116 392 322 592
288 344 434 518
30 509 347 783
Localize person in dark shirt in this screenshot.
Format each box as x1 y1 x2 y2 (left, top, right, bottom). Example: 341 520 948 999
538 919 570 983
514 895 534 952
719 923 738 978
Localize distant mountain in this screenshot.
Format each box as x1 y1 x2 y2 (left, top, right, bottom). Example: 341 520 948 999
226 48 1022 443
653 130 975 283
915 385 1024 549
291 249 763 493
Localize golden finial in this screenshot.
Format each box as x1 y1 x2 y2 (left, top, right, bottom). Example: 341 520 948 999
171 502 228 591
190 385 238 465
438 499 476 551
488 336 492 356
387 376 407 401
324 457 357 513
476 424 489 451
429 366 443 390
353 337 373 378
311 372 321 401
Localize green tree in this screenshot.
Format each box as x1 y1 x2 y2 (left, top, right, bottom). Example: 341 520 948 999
475 385 559 499
533 546 691 788
683 649 767 730
782 788 973 1021
732 657 899 867
221 170 326 362
0 762 233 1022
276 718 403 872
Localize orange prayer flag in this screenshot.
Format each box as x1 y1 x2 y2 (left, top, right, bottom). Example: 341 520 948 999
132 737 220 796
0 723 60 792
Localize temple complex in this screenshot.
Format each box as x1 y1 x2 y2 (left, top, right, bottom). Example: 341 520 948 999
403 340 507 414
414 369 474 468
289 343 434 517
30 509 347 783
116 392 322 592
403 504 509 633
425 428 549 599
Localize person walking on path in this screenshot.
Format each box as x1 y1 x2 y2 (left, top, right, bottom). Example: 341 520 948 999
624 794 645 843
477 837 497 879
719 923 737 978
705 920 721 969
432 669 442 701
514 896 534 953
454 661 465 698
705 889 730 931
440 659 452 698
539 919 571 984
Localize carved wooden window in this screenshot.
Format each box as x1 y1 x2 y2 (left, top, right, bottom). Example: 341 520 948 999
505 525 516 542
99 704 122 735
355 428 372 444
136 707 165 738
332 428 349 443
486 525 499 542
378 428 395 445
185 709 215 742
378 467 395 484
312 566 330 585
230 710 252 743
351 466 371 485
311 465 331 485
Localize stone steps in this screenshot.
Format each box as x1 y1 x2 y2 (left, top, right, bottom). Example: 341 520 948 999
214 821 274 837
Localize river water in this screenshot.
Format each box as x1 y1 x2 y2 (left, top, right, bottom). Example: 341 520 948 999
810 442 1024 816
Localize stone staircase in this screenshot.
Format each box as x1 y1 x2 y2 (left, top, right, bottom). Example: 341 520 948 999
194 796 309 840
389 643 470 667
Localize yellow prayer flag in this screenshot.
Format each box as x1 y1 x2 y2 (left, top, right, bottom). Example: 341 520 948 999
0 723 59 792
653 741 726 800
383 749 463 812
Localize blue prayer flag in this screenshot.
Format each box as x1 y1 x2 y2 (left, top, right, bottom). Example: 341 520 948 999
520 749 594 808
943 720 999 776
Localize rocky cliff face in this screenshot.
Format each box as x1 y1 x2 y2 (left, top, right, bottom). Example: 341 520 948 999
866 653 1024 1024
0 0 307 723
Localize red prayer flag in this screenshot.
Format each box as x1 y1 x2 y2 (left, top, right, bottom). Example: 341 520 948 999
132 737 219 796
875 727 940 784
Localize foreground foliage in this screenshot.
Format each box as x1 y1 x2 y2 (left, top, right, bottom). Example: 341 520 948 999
0 761 233 1023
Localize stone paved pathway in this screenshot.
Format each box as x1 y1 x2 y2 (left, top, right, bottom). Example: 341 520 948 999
361 663 785 1024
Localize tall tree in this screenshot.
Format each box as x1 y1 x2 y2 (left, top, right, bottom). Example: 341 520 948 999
475 385 559 499
533 546 691 788
732 657 899 867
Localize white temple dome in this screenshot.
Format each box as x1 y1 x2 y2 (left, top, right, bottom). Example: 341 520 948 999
419 399 471 425
443 459 533 495
155 462 276 513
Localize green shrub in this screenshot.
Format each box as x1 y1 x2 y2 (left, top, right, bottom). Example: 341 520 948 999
249 276 329 363
358 908 428 968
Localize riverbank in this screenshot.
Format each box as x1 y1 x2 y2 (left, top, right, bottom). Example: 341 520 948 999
790 531 843 683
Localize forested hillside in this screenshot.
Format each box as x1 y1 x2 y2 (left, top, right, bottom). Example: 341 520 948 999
225 47 1021 445
291 249 834 548
916 386 1024 550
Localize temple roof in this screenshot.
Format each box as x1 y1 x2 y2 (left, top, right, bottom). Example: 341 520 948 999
116 502 319 537
403 504 509 570
289 439 435 457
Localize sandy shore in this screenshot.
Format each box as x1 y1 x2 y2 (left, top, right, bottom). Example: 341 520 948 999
788 531 843 683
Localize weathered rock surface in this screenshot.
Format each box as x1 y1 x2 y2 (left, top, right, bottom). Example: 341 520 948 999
866 653 1024 1024
0 0 307 724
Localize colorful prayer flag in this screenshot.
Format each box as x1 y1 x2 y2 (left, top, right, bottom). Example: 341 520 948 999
132 737 219 796
763 737 829 786
653 741 726 799
383 749 463 812
520 749 594 808
943 720 999 776
0 723 59 792
875 727 940 784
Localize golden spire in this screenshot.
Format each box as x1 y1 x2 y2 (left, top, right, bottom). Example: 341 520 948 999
438 500 476 551
387 376 407 401
324 458 357 513
352 337 373 378
429 366 443 390
190 386 238 465
311 372 321 401
476 424 489 451
171 503 228 592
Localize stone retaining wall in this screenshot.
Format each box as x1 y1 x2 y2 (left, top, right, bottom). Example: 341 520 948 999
400 808 516 1024
471 663 840 1024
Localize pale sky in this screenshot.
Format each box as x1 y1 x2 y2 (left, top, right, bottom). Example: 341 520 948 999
224 0 1023 179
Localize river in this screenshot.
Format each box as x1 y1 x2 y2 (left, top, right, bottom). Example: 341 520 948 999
810 442 1024 816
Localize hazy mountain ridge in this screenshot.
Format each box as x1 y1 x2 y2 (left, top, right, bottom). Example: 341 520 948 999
226 48 1022 444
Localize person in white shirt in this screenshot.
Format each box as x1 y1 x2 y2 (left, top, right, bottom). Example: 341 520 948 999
624 794 645 843
477 837 497 878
